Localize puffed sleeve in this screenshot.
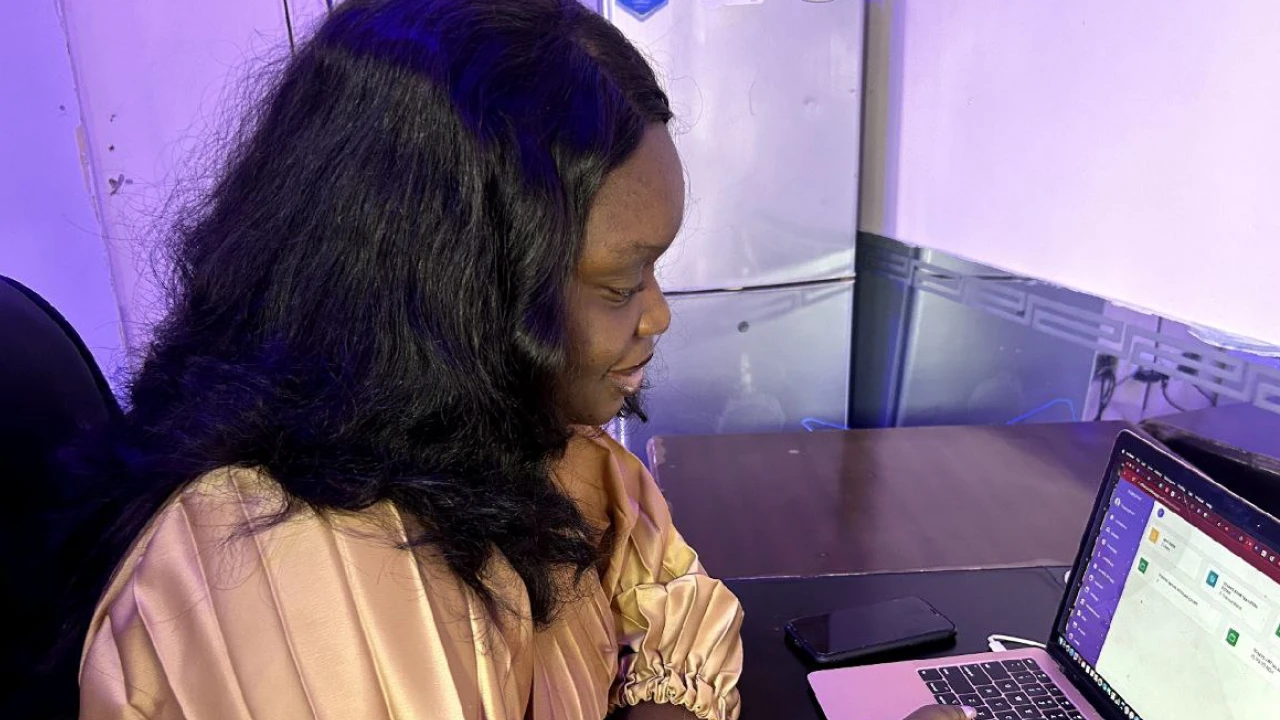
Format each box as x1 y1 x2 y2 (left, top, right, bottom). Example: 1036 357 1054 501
78 468 533 720
591 437 744 720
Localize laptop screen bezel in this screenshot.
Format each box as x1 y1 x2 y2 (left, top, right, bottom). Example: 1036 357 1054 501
1046 427 1280 720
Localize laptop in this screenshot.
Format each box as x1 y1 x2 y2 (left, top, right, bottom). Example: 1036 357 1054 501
809 427 1280 720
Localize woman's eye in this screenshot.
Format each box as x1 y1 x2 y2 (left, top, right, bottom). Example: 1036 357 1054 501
607 283 644 303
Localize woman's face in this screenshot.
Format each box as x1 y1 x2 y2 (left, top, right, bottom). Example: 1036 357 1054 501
563 124 684 426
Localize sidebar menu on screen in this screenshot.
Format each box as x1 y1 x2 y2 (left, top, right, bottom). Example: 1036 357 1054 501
1068 472 1154 666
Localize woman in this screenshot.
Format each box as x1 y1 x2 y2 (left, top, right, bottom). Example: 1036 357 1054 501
62 1 976 719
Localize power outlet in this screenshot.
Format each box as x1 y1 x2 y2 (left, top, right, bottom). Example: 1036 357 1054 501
1177 351 1202 378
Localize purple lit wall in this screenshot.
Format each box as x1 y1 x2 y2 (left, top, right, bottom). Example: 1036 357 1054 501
6 0 1279 384
59 0 321 348
861 0 1280 347
2 0 333 383
1 1 123 381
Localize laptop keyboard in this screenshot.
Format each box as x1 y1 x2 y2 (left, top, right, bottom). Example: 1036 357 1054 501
918 658 1084 720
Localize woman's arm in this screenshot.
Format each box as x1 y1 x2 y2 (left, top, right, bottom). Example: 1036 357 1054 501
592 438 744 720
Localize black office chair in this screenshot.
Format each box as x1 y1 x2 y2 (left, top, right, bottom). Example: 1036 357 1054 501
0 275 121 715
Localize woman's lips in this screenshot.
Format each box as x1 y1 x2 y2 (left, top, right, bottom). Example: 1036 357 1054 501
607 355 652 395
607 367 645 395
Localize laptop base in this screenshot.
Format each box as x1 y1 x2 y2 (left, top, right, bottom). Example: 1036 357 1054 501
809 648 1103 720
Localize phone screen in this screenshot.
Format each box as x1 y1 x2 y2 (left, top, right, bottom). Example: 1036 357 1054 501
788 596 954 659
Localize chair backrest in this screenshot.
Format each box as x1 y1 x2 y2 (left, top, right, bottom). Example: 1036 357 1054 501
0 275 120 714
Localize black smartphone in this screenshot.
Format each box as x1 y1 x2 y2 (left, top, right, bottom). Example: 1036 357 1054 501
784 596 956 665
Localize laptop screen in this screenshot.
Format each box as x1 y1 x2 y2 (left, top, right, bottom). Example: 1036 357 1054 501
1053 435 1280 720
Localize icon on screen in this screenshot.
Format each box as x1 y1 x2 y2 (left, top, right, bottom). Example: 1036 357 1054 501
1138 559 1149 574
1149 529 1161 543
1226 629 1240 647
1157 508 1165 518
1206 571 1219 588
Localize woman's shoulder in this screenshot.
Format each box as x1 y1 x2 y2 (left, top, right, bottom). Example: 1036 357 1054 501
91 467 424 630
79 466 531 718
569 427 643 472
134 466 411 573
559 428 666 531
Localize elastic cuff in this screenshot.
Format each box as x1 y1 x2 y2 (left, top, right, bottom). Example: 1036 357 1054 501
611 666 737 720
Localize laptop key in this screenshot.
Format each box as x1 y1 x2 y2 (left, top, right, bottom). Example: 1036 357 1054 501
1025 684 1049 697
1015 706 1042 719
981 661 1013 680
988 698 1013 712
997 680 1020 693
1002 659 1030 672
1057 698 1077 710
1034 672 1053 684
1023 658 1041 670
1006 692 1030 706
920 668 944 682
975 710 995 720
979 686 1003 699
934 693 960 706
940 667 975 695
1013 672 1038 685
959 694 985 708
927 681 951 693
1043 711 1067 720
1034 697 1059 711
1046 684 1064 697
996 713 1020 720
1066 713 1083 719
963 664 994 686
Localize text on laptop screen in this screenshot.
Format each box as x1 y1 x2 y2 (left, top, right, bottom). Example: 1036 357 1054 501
1058 450 1280 720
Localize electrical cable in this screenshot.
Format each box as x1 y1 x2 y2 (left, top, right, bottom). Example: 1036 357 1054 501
987 634 1048 653
1161 379 1190 413
1006 398 1077 425
1193 384 1220 407
1093 368 1117 421
801 418 846 432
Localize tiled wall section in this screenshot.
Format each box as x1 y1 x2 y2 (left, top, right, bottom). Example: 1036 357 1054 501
859 240 1280 423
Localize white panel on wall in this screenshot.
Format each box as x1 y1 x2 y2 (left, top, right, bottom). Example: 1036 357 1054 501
861 0 1280 347
606 0 863 292
618 280 854 462
1 0 123 380
59 0 294 348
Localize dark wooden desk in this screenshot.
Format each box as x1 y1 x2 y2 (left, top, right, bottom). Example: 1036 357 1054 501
728 567 1069 720
653 421 1125 578
652 405 1280 579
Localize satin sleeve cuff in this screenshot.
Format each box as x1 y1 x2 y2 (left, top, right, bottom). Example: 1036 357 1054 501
610 574 744 720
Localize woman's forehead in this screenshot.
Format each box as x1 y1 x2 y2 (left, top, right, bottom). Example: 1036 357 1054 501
582 125 684 263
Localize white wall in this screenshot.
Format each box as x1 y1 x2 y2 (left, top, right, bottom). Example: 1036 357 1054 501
0 1 124 380
58 0 316 347
861 0 1280 347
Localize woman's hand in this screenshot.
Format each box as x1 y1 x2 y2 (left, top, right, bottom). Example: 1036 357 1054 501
904 706 978 720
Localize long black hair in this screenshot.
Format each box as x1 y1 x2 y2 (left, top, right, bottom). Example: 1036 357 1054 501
50 0 671 703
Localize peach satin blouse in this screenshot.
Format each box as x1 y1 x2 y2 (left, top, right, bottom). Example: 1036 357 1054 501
79 432 743 719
